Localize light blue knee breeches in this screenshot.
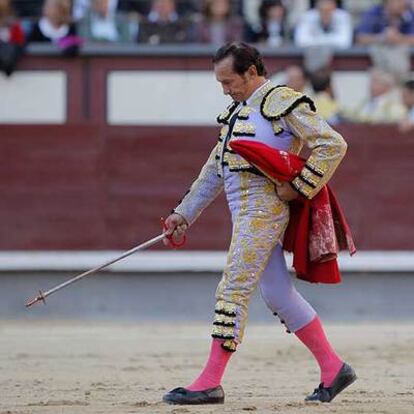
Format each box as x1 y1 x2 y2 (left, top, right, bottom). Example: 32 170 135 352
259 244 316 333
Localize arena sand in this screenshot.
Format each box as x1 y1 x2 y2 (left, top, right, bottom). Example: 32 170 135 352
1 322 413 414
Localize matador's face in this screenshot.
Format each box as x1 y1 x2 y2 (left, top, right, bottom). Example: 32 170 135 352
214 56 256 103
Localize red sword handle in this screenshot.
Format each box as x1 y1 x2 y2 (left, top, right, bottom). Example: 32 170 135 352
161 217 186 249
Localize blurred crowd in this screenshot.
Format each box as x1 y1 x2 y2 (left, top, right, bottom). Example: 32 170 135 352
1 0 414 130
2 0 414 47
279 64 414 132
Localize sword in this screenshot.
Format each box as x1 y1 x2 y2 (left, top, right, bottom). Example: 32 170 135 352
25 233 166 308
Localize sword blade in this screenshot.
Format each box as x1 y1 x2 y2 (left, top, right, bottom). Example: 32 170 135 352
25 233 166 308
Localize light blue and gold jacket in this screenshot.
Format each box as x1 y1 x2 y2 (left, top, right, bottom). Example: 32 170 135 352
174 81 347 225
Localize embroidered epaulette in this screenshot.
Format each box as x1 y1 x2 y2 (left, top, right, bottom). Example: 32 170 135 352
217 101 239 124
260 86 316 121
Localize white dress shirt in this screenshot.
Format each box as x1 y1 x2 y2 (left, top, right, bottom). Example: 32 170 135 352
294 8 352 49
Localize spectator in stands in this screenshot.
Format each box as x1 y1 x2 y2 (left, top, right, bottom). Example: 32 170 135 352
247 0 287 46
294 0 353 49
398 79 414 132
356 0 414 46
137 0 192 44
356 0 414 81
117 0 151 16
29 0 75 42
73 0 118 21
118 0 198 17
28 0 81 55
193 0 243 45
309 67 340 124
77 0 131 42
0 0 25 75
345 68 406 123
284 65 309 93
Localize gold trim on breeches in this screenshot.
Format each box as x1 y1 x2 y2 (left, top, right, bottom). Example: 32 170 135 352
213 172 289 350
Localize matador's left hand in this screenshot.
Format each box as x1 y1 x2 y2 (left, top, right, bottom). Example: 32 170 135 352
275 181 299 202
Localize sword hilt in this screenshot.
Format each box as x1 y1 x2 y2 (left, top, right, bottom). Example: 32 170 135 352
161 217 186 248
25 290 46 308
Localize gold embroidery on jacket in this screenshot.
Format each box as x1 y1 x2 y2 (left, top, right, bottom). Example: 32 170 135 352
300 167 319 187
232 121 256 136
285 103 347 199
217 101 238 124
237 106 253 120
222 152 251 170
261 86 316 121
291 176 313 198
272 122 284 135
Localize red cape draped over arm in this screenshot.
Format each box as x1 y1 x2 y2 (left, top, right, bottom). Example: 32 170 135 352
230 139 356 284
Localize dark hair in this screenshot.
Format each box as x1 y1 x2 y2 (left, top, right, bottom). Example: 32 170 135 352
213 42 267 76
259 0 285 21
203 0 232 20
312 0 341 7
258 0 286 41
403 79 414 91
309 68 332 93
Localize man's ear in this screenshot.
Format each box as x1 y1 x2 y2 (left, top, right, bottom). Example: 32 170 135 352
247 64 258 79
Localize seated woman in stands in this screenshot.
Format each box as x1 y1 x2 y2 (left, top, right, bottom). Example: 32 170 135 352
193 0 244 45
28 0 81 54
246 0 287 47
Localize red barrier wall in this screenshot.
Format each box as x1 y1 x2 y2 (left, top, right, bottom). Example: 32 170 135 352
0 123 413 250
1 51 413 250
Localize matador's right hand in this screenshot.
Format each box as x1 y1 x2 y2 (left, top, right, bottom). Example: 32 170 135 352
163 213 188 246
